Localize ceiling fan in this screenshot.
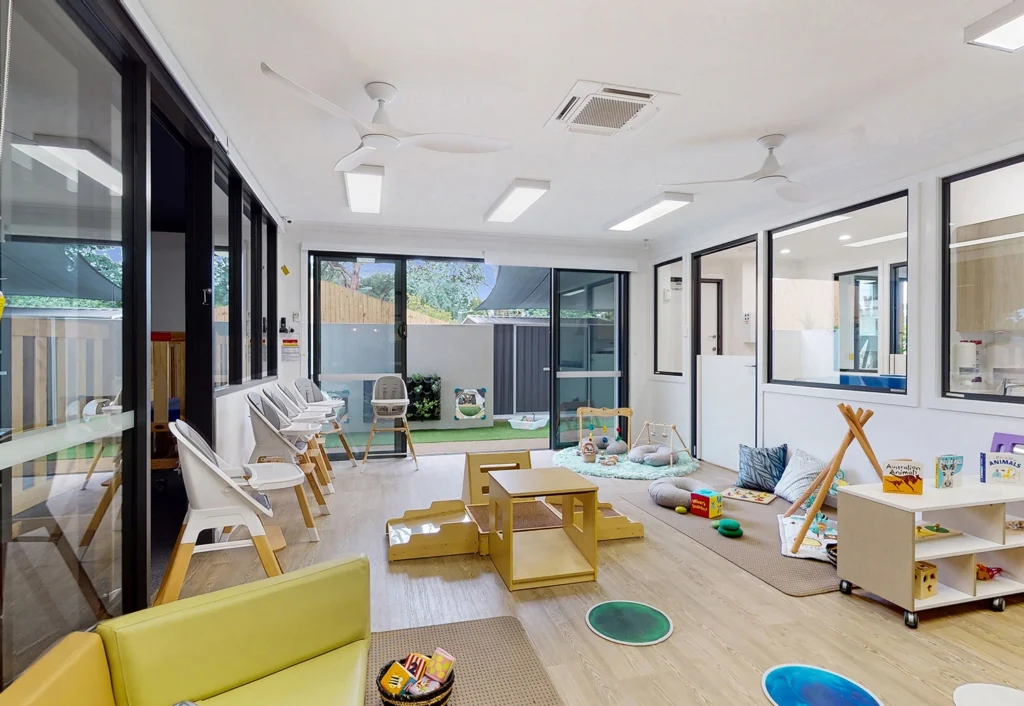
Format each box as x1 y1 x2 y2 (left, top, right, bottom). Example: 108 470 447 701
661 134 812 202
261 62 510 172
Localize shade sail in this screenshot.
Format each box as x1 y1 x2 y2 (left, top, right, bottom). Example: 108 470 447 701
0 240 122 301
476 266 550 310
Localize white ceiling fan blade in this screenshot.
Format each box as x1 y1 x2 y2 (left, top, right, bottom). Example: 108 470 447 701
261 62 369 134
776 179 813 202
659 169 768 188
401 132 509 153
333 144 375 172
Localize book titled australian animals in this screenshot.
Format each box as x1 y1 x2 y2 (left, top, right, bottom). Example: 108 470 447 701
981 452 1023 484
883 460 924 495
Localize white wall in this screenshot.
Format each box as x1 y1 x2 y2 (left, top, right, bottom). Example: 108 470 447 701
151 231 185 331
641 132 1024 485
408 324 493 430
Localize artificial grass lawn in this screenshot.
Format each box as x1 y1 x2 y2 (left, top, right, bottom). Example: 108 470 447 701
323 419 548 448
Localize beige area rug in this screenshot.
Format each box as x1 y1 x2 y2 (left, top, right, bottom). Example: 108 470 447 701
620 467 839 597
364 616 564 706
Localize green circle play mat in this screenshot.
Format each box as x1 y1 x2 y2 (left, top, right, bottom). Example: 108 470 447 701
586 601 673 646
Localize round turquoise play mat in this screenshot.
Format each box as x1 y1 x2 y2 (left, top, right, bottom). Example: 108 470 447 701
552 447 699 480
585 601 673 646
762 664 882 706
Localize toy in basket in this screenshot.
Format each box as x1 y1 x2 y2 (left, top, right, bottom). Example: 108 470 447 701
378 648 456 705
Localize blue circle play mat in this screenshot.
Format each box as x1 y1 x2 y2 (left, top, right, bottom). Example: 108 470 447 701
762 664 882 706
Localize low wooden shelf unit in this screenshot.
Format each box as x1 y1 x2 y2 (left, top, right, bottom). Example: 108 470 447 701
839 479 1024 628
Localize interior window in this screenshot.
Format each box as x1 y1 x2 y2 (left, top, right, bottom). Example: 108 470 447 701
654 258 683 375
769 193 909 393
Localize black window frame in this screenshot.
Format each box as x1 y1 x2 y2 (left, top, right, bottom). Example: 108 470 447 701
834 267 880 374
941 152 1024 404
653 256 684 376
890 261 908 357
766 190 909 395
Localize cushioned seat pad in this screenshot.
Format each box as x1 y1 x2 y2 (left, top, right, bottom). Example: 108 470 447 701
199 640 367 706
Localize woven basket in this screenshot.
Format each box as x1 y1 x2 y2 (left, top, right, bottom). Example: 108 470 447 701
376 661 455 706
826 542 838 568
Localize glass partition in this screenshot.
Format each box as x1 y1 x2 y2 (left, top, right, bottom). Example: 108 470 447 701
769 193 908 393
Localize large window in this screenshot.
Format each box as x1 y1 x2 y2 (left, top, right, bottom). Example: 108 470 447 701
944 157 1024 402
769 192 909 393
213 180 230 387
654 258 683 375
0 0 132 681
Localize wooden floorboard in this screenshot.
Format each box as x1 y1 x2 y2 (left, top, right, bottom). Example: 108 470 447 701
177 450 1024 705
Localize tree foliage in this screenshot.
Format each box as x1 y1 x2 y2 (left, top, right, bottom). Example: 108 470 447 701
6 245 122 309
327 260 485 321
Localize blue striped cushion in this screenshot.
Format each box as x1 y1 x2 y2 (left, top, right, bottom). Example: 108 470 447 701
737 444 788 492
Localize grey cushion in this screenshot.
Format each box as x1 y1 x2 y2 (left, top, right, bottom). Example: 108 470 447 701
648 477 705 509
737 444 788 492
774 449 826 503
606 439 629 455
628 444 660 463
643 448 679 467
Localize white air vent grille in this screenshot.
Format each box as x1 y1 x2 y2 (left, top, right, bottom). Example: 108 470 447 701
545 80 678 136
571 97 645 130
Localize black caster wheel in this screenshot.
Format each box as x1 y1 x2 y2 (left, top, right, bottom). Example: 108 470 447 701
839 579 853 595
991 597 1006 612
904 611 919 629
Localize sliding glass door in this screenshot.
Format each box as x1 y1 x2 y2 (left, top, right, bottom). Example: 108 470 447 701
311 254 406 458
551 270 628 448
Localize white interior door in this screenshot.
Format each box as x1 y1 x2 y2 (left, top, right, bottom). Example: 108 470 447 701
699 355 756 470
700 281 720 355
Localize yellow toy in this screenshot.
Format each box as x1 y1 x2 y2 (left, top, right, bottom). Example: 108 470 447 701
675 506 688 514
913 561 938 599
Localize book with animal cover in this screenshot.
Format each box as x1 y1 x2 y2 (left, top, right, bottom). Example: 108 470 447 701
980 452 1024 484
935 455 964 488
883 460 924 495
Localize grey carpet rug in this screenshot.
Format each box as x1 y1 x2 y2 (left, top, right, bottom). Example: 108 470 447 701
365 616 564 705
619 467 839 597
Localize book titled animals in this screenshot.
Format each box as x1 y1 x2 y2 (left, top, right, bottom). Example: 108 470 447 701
935 455 964 488
980 452 1023 484
882 460 924 495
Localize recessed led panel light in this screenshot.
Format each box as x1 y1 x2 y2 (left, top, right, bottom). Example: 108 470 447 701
843 232 907 248
343 165 384 214
608 192 693 231
484 179 550 222
772 214 851 239
780 249 791 254
966 0 1024 52
838 234 851 241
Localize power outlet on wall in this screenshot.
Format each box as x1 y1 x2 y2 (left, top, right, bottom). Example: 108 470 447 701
292 312 300 322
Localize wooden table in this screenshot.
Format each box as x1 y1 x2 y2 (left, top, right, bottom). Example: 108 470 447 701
488 468 598 591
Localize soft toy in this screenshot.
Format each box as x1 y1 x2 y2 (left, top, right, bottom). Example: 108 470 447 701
629 444 659 463
649 477 706 511
717 519 743 538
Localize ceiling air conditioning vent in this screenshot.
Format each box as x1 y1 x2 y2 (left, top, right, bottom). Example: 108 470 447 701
545 80 678 136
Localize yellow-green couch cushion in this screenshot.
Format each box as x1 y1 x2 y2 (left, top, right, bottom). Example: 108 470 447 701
199 639 367 706
98 555 369 706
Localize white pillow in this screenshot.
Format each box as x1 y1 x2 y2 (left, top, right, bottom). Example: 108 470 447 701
774 449 826 503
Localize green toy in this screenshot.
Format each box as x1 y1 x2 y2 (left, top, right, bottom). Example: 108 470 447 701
711 520 721 529
717 518 743 538
675 506 688 514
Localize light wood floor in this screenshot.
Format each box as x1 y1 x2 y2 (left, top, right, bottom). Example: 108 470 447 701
177 451 1024 705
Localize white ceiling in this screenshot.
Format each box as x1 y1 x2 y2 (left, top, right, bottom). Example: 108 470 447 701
138 0 1024 242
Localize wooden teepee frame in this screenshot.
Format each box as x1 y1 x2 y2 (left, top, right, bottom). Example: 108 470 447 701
783 404 883 554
